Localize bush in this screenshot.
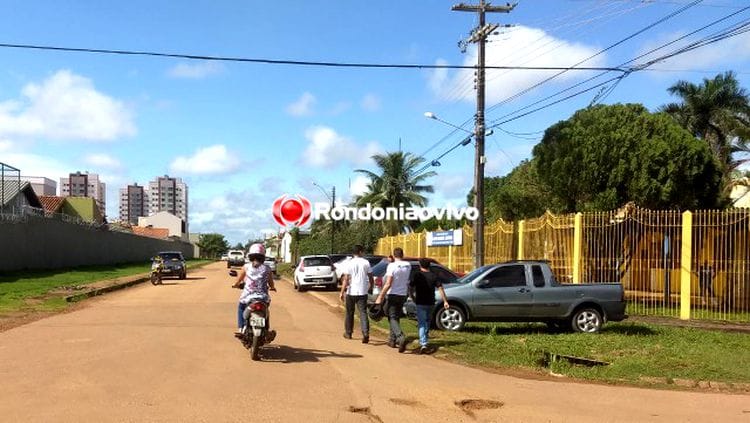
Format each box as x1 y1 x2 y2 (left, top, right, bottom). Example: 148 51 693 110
277 262 295 279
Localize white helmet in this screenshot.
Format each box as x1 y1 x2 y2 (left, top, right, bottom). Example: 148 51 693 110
248 243 266 259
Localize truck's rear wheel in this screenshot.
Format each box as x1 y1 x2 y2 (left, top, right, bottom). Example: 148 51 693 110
571 308 602 333
435 305 465 331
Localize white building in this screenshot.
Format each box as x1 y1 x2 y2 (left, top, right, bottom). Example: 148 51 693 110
138 211 187 240
21 176 56 197
731 179 750 208
119 183 148 225
148 175 188 231
60 171 106 216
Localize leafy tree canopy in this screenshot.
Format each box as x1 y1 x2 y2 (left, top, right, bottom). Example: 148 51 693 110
197 233 229 259
532 103 723 211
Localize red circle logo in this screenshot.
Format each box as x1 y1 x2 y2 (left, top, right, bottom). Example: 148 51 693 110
272 194 312 227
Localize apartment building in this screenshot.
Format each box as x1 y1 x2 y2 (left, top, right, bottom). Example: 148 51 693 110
60 171 106 216
148 175 188 229
119 183 148 225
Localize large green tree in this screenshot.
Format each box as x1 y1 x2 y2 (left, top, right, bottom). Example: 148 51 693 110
197 233 229 259
661 71 750 174
354 151 435 235
533 103 723 211
470 159 558 221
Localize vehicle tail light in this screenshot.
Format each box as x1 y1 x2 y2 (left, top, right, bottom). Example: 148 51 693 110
375 276 383 288
250 302 266 311
300 261 304 271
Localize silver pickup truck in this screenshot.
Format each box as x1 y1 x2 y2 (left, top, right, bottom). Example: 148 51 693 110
406 260 626 333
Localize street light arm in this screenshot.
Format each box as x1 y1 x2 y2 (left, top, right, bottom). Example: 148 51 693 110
312 181 332 202
423 111 474 135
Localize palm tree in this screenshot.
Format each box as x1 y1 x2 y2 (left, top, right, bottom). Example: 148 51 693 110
661 71 750 173
354 151 436 235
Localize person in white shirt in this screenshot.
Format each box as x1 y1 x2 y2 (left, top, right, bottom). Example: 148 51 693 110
375 247 411 352
340 245 374 343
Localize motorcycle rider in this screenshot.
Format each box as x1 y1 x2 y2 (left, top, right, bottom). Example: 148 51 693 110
232 243 276 339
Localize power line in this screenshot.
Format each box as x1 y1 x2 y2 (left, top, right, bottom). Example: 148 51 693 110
484 0 703 115
0 42 627 72
488 3 749 126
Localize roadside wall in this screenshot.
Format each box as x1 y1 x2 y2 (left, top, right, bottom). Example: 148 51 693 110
0 215 194 272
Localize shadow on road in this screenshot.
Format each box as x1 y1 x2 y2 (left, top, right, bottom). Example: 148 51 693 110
259 345 363 363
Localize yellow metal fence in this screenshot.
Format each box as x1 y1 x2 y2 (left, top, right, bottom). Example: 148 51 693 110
374 206 750 323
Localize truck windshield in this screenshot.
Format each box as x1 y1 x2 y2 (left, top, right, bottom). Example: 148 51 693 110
455 265 493 284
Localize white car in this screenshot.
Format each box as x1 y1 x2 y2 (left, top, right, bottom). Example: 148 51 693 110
334 256 353 281
293 255 338 292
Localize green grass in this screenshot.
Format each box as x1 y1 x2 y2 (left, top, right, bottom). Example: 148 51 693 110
0 259 213 312
376 319 750 386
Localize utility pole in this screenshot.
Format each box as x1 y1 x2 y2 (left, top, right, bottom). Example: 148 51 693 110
452 0 515 269
330 186 336 254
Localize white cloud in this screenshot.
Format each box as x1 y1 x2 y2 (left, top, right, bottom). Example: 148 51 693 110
434 173 471 200
170 144 241 175
361 94 381 112
0 139 12 152
301 126 383 168
2 152 71 181
286 92 316 117
190 189 280 244
430 26 605 103
84 153 122 169
0 70 136 142
349 175 371 198
638 30 750 72
167 61 224 79
328 101 352 116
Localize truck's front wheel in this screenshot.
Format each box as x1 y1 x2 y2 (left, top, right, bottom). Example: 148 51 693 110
435 305 466 331
571 308 602 333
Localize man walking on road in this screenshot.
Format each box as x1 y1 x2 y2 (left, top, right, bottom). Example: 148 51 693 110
375 247 411 353
410 258 449 354
340 245 374 343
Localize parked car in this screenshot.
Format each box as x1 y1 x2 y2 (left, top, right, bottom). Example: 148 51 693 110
264 256 278 278
293 255 338 292
227 250 246 268
405 260 627 333
369 257 459 296
153 251 187 279
220 254 229 261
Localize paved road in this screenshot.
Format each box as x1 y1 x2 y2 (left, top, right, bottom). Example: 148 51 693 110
0 262 748 422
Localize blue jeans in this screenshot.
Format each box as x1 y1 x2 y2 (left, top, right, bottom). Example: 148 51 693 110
237 302 247 328
416 304 433 347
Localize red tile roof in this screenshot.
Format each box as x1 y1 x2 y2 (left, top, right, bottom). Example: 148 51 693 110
132 226 170 239
39 196 65 214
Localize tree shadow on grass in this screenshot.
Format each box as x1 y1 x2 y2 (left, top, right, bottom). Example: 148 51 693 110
258 344 363 363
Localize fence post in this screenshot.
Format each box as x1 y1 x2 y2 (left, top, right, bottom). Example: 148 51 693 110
517 220 525 260
448 245 454 270
417 232 423 258
573 212 582 284
680 210 692 320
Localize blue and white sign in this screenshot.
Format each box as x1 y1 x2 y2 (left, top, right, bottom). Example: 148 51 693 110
426 229 463 247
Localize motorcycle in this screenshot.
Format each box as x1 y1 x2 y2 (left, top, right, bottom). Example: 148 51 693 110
150 257 164 285
230 270 276 361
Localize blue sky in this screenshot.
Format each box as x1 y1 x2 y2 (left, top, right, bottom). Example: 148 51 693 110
1 0 749 244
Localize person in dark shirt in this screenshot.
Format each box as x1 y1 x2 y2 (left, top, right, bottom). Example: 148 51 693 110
409 258 450 354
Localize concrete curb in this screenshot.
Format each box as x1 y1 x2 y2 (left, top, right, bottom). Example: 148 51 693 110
64 261 214 303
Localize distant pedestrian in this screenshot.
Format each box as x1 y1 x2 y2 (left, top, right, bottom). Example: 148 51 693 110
375 247 411 352
698 260 715 306
339 244 373 343
409 258 449 354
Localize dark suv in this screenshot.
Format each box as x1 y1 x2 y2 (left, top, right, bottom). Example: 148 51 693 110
370 257 459 296
154 251 187 279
